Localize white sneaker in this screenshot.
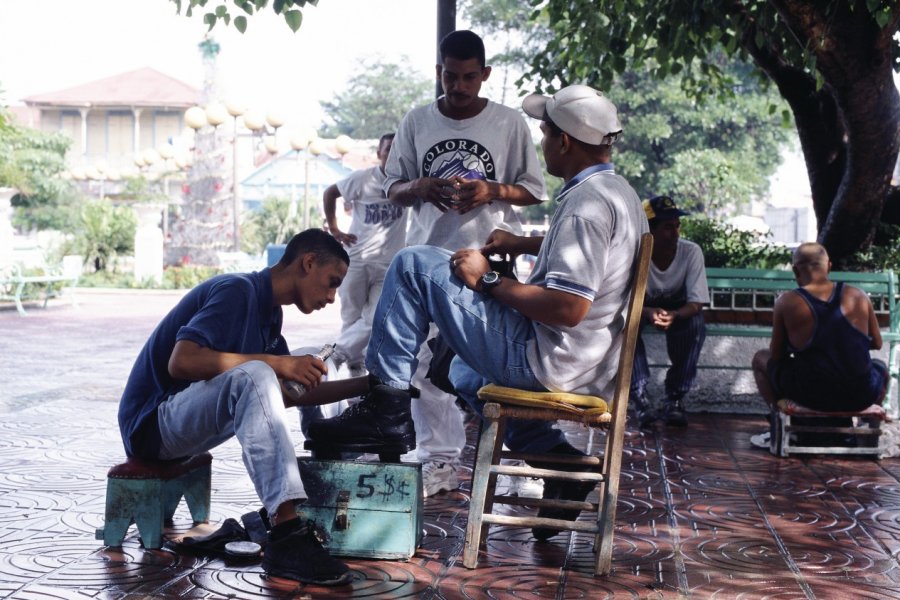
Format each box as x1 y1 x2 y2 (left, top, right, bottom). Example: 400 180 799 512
497 459 544 499
421 461 459 497
497 474 544 499
750 431 771 449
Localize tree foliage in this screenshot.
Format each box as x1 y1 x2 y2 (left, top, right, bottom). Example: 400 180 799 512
522 0 900 265
76 200 137 273
241 195 302 253
612 60 790 213
462 0 790 219
319 59 431 139
169 0 318 33
0 106 75 230
680 217 790 269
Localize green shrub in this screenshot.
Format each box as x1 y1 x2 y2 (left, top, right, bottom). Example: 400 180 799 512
242 196 303 254
844 223 900 273
75 200 136 272
162 265 222 289
680 217 791 269
77 270 142 289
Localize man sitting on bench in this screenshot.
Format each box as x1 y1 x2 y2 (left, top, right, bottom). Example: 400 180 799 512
630 195 708 428
306 84 648 540
750 242 889 448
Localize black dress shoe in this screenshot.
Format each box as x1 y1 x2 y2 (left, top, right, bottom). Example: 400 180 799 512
306 384 416 449
529 442 596 541
663 398 688 427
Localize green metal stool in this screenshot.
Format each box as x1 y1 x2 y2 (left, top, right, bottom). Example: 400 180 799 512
96 452 212 549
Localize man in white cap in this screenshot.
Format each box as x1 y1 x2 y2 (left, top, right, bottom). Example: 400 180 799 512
307 84 647 541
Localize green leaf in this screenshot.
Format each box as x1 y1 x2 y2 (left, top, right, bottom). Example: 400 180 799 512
203 12 217 30
273 0 285 14
284 9 302 31
215 4 226 16
875 8 889 28
234 15 248 32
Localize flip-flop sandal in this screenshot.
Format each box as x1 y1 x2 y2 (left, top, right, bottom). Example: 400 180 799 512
168 518 251 559
241 509 270 549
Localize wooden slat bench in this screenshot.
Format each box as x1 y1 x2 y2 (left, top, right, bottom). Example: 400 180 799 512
646 267 900 417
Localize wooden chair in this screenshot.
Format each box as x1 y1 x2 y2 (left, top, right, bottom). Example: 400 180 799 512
462 232 653 575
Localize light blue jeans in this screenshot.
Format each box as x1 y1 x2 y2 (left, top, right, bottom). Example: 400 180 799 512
366 246 568 454
156 360 306 515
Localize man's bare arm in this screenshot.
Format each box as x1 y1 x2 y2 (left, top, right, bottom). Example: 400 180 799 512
481 228 543 257
323 184 356 246
451 179 541 214
168 340 326 389
867 297 883 350
451 248 589 328
673 301 703 321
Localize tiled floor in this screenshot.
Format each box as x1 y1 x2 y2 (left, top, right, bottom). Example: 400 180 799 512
2 292 900 598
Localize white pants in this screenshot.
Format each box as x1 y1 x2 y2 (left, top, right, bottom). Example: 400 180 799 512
335 259 389 368
411 325 466 464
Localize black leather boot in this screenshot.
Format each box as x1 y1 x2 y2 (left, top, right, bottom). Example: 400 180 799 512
306 384 416 450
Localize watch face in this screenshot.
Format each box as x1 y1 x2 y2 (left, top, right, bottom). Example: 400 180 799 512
483 271 500 284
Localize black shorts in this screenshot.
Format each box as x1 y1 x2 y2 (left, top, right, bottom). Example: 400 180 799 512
767 357 885 412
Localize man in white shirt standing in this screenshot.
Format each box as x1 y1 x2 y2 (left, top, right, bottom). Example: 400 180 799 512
630 195 709 428
323 133 405 375
381 30 545 496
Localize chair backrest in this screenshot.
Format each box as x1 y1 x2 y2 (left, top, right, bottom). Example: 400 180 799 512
603 232 653 447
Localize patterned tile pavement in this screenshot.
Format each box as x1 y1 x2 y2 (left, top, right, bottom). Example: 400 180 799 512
2 291 900 598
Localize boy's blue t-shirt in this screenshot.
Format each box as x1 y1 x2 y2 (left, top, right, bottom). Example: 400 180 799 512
118 268 289 458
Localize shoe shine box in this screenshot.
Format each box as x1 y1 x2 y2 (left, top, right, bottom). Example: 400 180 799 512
295 458 424 560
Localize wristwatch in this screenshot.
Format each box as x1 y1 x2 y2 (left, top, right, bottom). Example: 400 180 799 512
480 271 502 295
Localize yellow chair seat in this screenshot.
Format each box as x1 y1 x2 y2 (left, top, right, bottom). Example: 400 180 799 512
477 383 609 413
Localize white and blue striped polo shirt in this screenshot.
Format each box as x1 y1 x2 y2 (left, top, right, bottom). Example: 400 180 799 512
526 164 648 399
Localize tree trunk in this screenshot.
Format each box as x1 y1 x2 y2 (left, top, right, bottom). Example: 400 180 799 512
767 0 900 265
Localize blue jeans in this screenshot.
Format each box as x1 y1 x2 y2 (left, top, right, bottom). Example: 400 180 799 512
365 246 567 454
156 360 306 515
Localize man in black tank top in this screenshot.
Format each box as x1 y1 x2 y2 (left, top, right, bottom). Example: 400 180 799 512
749 243 888 446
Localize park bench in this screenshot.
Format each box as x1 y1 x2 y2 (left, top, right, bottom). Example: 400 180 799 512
647 267 900 418
0 258 81 316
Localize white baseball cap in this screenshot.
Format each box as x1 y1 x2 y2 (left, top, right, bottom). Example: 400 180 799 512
522 84 622 145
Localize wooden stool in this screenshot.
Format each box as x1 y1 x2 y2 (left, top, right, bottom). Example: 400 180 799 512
96 453 212 549
463 232 652 576
771 399 886 458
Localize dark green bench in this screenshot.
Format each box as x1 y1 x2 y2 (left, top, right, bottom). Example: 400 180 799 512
647 267 899 416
